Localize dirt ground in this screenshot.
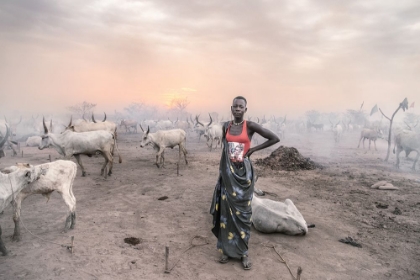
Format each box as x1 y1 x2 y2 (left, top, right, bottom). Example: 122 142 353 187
0 129 419 280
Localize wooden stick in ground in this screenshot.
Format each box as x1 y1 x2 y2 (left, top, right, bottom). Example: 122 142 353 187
164 246 170 273
177 163 179 176
71 236 74 254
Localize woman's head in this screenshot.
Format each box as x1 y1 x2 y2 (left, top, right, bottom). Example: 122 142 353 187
231 96 247 117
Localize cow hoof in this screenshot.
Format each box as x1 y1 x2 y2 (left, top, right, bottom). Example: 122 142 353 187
82 172 86 177
11 235 20 242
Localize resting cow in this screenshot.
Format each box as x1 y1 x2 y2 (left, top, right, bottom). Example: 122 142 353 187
2 160 77 241
0 163 39 256
251 195 308 235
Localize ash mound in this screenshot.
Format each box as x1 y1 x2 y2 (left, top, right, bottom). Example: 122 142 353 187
255 146 322 171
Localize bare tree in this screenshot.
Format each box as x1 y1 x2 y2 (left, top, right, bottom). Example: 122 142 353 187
167 96 190 119
67 101 97 118
379 98 409 162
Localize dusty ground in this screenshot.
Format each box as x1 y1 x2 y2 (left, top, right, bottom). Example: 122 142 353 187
0 129 419 280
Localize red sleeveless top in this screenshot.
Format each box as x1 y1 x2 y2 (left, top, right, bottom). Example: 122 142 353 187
226 121 251 162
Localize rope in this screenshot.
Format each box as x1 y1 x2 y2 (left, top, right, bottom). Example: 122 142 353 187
166 235 210 273
263 243 303 280
7 175 72 250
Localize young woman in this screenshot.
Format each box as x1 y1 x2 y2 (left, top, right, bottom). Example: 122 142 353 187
210 96 280 270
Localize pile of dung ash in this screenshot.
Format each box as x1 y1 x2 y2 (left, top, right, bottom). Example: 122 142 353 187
254 146 322 171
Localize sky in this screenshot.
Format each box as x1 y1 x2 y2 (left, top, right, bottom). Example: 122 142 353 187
0 0 419 120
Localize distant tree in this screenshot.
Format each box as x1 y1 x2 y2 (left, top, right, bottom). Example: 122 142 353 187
347 109 367 126
67 101 96 118
305 110 321 122
167 96 190 119
379 98 409 162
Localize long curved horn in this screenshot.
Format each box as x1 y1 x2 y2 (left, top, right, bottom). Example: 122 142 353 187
139 124 144 132
68 116 73 127
43 117 49 134
146 126 150 134
4 116 8 124
208 113 213 127
92 113 97 123
103 112 106 122
0 124 9 148
195 115 204 127
17 116 22 125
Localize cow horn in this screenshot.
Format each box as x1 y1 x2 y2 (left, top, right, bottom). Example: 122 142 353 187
4 116 8 124
139 124 144 132
195 115 204 127
43 117 48 134
146 126 150 134
82 113 87 121
50 119 53 133
103 112 106 122
0 124 9 148
68 116 73 127
17 116 22 125
208 113 213 127
92 113 96 123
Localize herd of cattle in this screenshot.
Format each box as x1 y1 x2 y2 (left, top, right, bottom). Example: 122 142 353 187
0 112 419 256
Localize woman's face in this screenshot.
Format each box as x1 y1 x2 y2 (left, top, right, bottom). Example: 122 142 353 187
231 99 247 118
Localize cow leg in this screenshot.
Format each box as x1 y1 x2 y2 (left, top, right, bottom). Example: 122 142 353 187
105 152 114 176
180 142 188 165
0 225 8 256
411 151 419 170
373 140 377 151
74 155 86 176
368 139 372 150
395 146 402 169
357 137 363 148
60 189 77 232
11 193 26 242
156 147 165 168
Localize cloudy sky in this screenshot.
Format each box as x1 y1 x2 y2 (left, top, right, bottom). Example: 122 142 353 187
0 0 419 119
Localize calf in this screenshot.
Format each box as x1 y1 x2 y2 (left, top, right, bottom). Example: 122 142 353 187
0 163 39 255
4 160 77 241
139 125 188 168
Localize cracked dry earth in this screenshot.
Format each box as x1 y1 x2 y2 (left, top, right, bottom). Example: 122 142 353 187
0 129 419 280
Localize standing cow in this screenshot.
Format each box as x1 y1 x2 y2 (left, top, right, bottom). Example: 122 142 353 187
139 125 188 168
393 130 420 170
3 160 78 241
0 163 40 256
39 118 121 178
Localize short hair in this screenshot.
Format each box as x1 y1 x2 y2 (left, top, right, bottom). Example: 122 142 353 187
233 96 247 106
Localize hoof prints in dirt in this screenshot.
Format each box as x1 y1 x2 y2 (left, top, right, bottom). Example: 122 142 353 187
124 237 141 245
255 146 322 171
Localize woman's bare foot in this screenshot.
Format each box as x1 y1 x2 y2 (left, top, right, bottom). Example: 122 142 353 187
241 255 252 270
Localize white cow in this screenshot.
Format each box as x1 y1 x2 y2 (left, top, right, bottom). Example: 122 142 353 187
357 127 382 151
0 124 10 158
139 125 188 168
251 195 308 235
393 130 420 170
25 136 42 147
203 116 223 151
330 120 343 143
66 114 118 139
39 118 122 178
155 120 174 130
2 160 77 241
0 163 40 256
120 119 138 133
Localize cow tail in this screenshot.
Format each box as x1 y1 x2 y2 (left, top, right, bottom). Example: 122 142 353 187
113 133 122 163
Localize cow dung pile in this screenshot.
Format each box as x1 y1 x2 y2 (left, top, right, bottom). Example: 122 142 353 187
255 146 322 171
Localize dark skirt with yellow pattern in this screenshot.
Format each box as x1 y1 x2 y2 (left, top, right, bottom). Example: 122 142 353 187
210 134 255 259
